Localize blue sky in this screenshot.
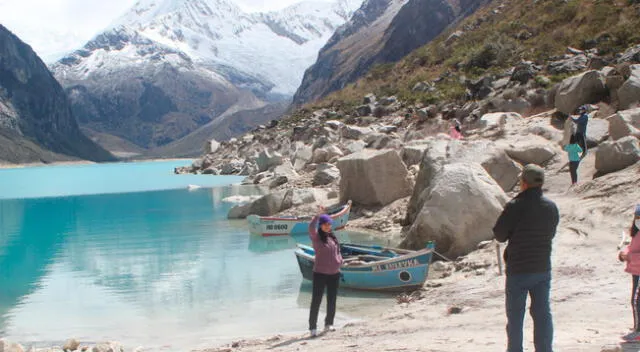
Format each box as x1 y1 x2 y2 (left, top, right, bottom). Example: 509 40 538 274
0 0 335 62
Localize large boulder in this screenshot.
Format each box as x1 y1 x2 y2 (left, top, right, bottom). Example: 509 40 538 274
585 118 610 147
480 150 523 192
474 112 523 135
313 163 341 186
595 136 640 175
554 70 607 115
255 150 283 172
291 143 313 171
401 144 429 167
401 163 508 259
506 135 558 165
608 108 640 141
337 149 412 206
619 64 640 110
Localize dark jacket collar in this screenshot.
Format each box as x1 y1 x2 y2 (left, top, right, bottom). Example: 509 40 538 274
517 187 543 198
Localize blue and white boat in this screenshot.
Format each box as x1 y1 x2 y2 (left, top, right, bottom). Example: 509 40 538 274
247 200 352 237
294 242 435 291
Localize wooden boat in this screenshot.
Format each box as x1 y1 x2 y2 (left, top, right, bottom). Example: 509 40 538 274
247 200 352 237
294 242 435 292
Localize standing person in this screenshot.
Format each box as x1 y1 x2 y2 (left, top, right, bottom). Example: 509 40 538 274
308 206 343 337
493 164 560 352
449 120 463 139
571 105 589 158
563 134 584 185
618 205 640 342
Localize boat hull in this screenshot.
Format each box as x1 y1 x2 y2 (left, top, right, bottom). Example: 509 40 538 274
295 243 434 292
247 201 351 237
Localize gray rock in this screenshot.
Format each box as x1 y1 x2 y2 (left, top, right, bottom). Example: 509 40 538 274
377 125 398 134
608 108 640 141
401 163 508 259
92 342 123 352
401 145 429 167
363 93 377 104
341 125 372 140
292 143 313 171
313 163 341 186
255 150 283 172
325 145 345 160
220 159 244 175
312 148 329 164
585 118 610 147
619 64 640 110
595 136 640 175
356 104 372 116
344 140 367 154
480 150 522 192
617 44 640 64
337 149 412 207
554 70 607 115
269 176 289 189
506 136 558 165
548 54 588 75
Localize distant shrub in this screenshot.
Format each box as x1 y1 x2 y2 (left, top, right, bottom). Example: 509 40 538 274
465 34 518 70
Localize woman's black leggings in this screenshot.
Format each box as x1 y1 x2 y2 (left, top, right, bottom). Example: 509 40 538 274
309 272 340 330
569 161 580 184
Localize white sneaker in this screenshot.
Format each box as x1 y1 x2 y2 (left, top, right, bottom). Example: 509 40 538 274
324 325 335 332
310 329 317 337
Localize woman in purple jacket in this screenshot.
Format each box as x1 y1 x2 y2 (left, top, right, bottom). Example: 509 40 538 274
619 204 640 341
308 206 343 337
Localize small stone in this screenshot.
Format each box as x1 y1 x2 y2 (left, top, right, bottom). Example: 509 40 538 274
231 341 241 348
447 306 463 315
362 210 374 218
475 268 487 276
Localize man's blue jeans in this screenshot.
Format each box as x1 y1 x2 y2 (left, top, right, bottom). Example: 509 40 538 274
506 272 553 352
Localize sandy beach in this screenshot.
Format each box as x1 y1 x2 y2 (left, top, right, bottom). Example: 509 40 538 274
198 154 639 352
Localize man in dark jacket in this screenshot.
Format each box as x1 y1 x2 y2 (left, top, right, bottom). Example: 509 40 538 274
571 105 589 158
493 164 560 352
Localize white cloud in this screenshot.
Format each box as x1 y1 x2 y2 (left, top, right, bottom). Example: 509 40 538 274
0 0 336 63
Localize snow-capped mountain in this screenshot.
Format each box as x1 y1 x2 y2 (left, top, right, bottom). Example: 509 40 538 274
109 0 362 94
51 0 362 154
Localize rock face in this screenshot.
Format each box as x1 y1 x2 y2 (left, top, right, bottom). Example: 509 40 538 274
595 136 640 175
554 71 607 115
337 149 412 206
0 25 114 163
292 0 491 105
401 163 508 259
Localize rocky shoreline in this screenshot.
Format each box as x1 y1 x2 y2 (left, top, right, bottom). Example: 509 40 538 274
3 46 640 352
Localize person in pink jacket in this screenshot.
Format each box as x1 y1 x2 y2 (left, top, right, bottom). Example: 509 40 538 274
307 206 343 337
619 204 640 341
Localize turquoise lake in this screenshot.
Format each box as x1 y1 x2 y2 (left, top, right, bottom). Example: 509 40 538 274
0 160 392 350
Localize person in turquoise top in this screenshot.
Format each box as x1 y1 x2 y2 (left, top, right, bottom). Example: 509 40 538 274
564 134 584 185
